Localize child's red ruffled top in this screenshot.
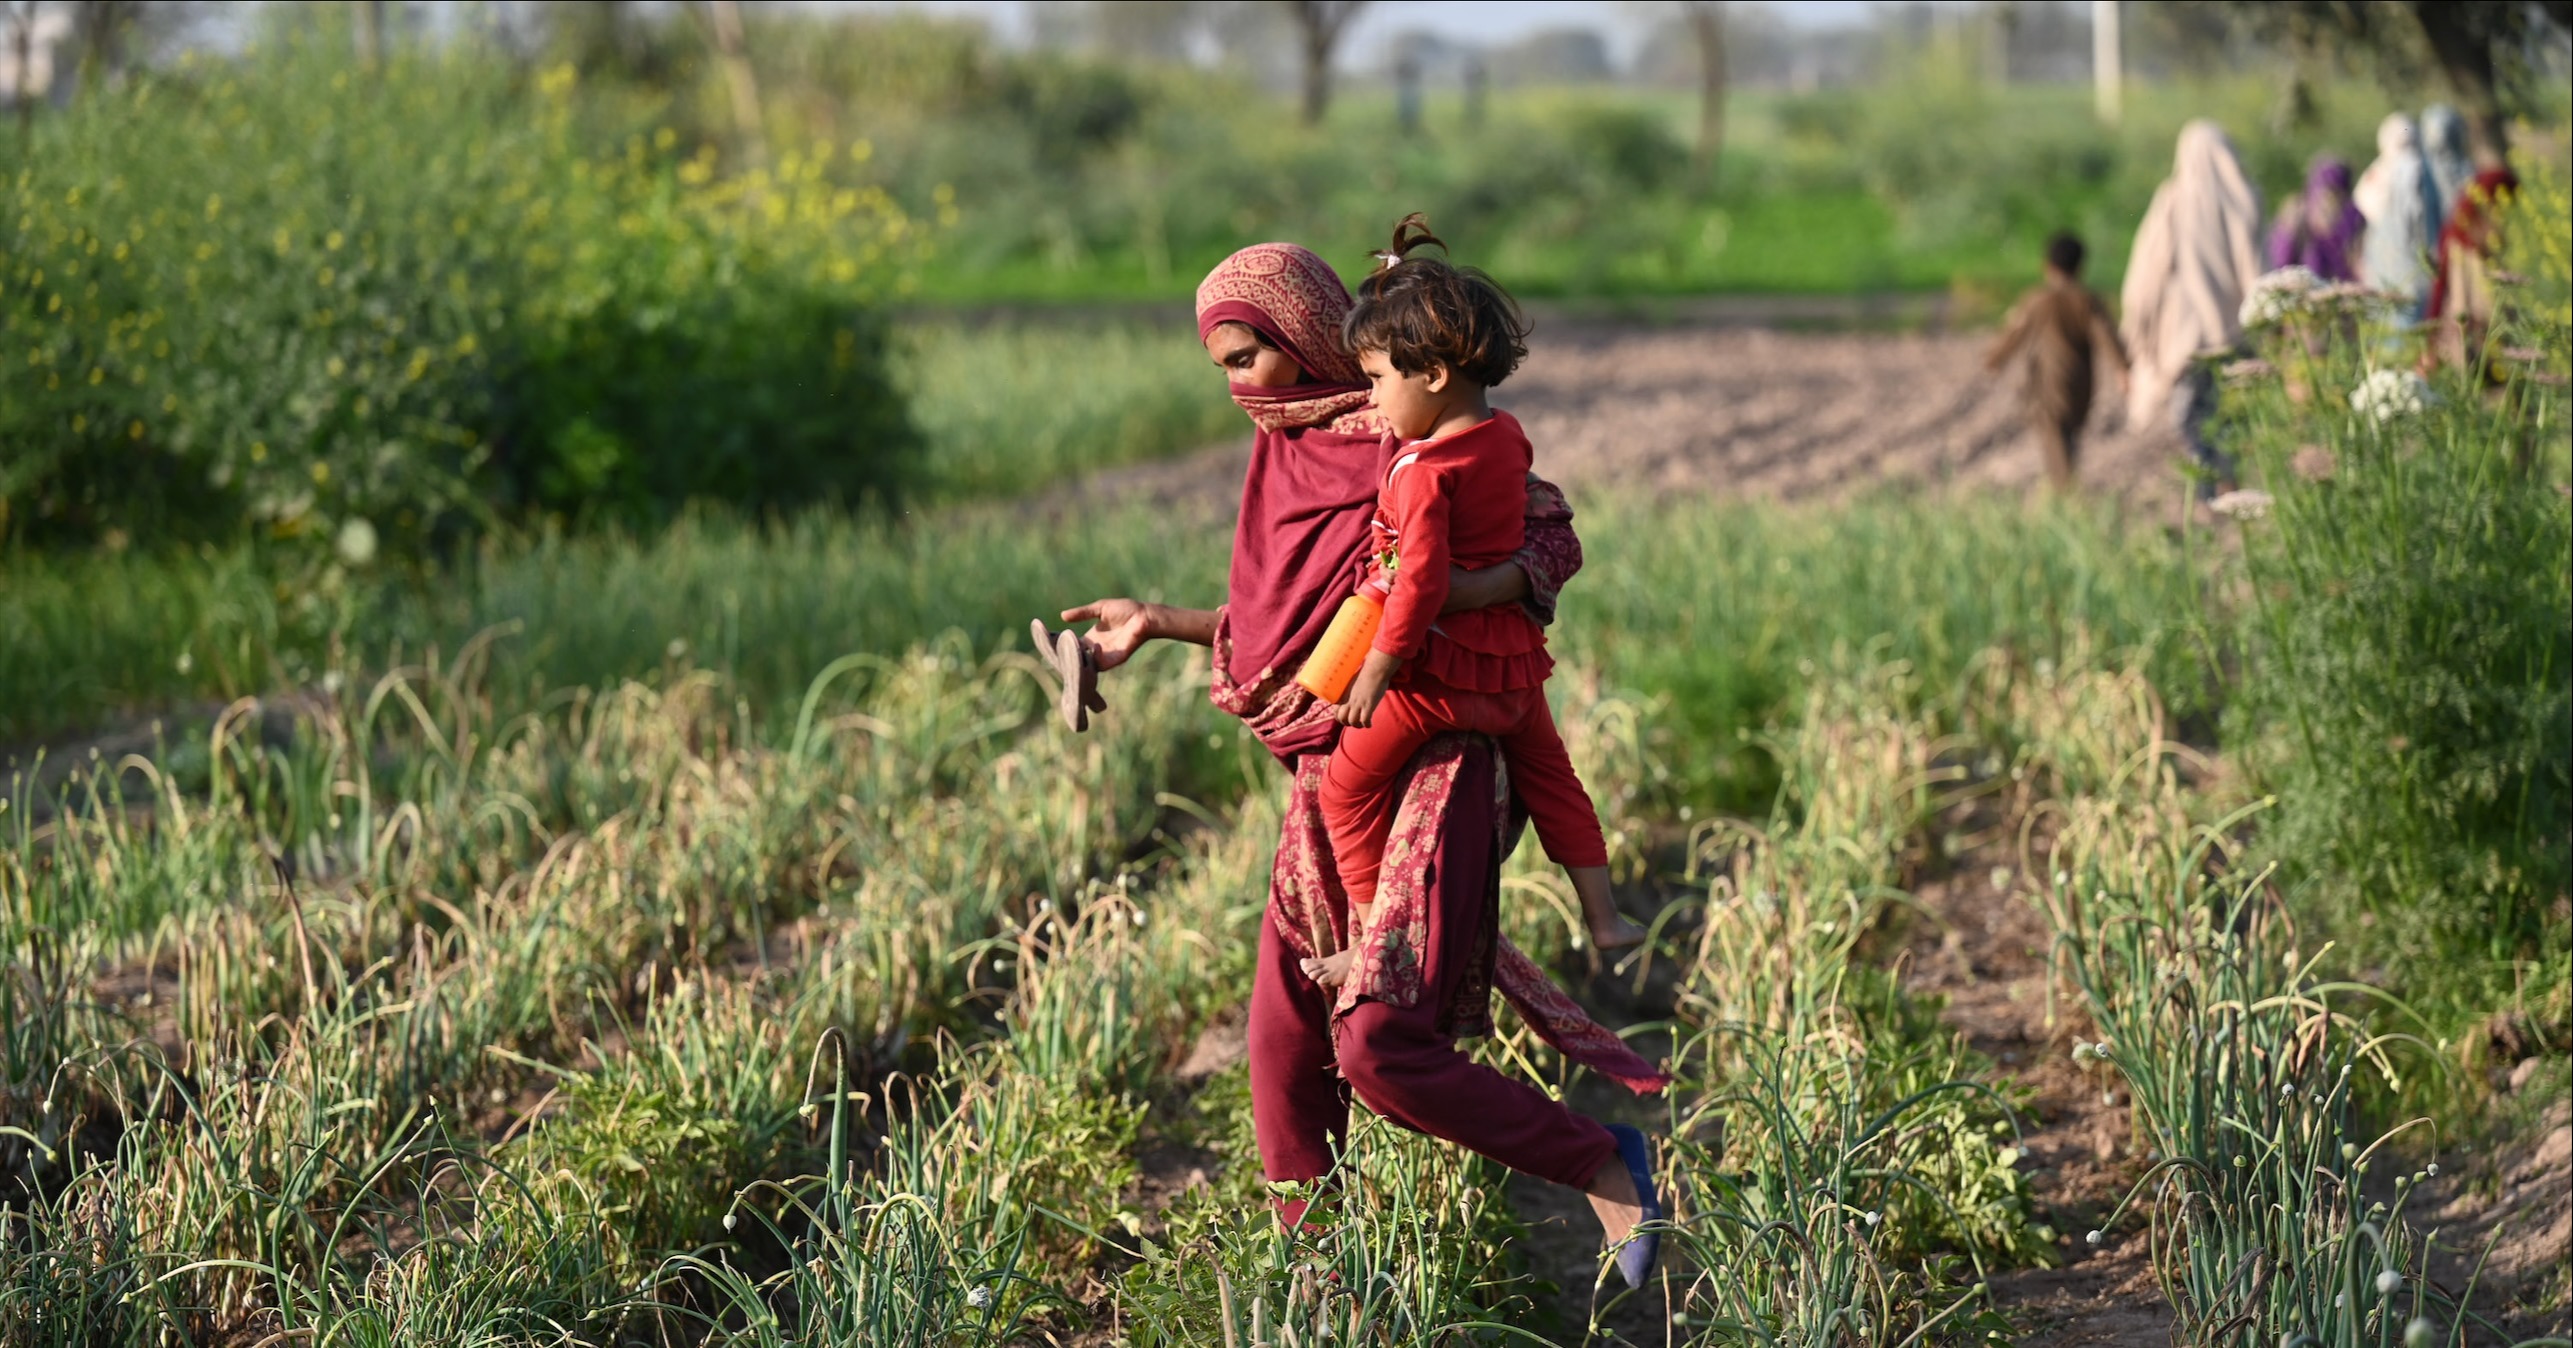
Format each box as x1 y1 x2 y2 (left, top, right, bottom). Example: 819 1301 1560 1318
1363 410 1552 693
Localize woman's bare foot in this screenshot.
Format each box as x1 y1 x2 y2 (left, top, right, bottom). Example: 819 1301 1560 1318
1299 948 1355 988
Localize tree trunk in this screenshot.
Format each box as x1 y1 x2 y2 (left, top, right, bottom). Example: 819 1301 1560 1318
75 0 131 94
11 2 33 143
354 0 385 70
705 0 768 169
2406 1 2510 167
1687 2 1726 190
1287 1 1363 128
1299 15 1330 125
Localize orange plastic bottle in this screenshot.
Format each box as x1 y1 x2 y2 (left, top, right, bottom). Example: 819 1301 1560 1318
1294 589 1385 703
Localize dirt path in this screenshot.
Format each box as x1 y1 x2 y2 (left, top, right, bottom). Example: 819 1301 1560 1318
1900 830 2172 1348
1050 324 2201 522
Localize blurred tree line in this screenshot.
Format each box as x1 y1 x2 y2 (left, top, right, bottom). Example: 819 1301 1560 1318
4 0 2565 561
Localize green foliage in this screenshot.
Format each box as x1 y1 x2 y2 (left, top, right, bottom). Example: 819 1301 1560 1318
2022 693 2469 1348
1558 492 2205 817
1650 670 2041 1343
1 37 921 552
2221 270 2572 985
898 319 1241 503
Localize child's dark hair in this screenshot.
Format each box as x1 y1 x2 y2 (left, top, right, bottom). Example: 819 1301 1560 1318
2045 230 2086 275
1343 214 1530 388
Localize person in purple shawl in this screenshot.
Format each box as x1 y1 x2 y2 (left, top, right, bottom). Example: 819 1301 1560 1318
2268 155 2368 281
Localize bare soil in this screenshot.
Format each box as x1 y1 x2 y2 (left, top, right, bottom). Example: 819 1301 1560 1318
1901 831 2172 1348
1050 324 2203 522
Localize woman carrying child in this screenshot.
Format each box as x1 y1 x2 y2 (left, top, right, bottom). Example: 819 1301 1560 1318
1304 218 1641 988
1057 230 1666 1288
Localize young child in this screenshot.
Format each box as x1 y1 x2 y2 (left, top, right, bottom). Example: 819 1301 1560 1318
1302 218 1644 990
1985 231 2130 492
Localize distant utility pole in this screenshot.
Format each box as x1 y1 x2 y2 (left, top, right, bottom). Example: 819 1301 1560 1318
2092 0 2122 125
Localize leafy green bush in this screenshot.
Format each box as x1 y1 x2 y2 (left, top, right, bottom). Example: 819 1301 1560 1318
2224 228 2573 979
0 37 922 551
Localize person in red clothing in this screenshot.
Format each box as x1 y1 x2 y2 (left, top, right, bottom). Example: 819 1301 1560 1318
1302 217 1644 989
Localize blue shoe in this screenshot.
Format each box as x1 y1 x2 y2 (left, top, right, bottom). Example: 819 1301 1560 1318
1605 1123 1662 1289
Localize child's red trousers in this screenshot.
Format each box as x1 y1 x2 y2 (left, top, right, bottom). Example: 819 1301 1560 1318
1321 676 1609 910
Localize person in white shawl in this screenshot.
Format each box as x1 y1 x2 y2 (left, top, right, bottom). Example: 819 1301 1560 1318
2419 104 2474 229
2120 120 2264 496
2353 113 2441 320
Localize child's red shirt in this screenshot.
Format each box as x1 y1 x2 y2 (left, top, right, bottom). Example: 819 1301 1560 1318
1364 409 1552 692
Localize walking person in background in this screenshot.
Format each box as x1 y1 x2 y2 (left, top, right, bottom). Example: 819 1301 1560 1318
1985 231 2129 492
2267 155 2367 282
2419 104 2474 231
2353 113 2442 321
2427 166 2522 377
2121 120 2264 502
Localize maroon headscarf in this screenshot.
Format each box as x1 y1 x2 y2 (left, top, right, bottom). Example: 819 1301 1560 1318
1196 244 1389 752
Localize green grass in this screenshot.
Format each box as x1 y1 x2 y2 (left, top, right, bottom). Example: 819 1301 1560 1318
898 319 1240 503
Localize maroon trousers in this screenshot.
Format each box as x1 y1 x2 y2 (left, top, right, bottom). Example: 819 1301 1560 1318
1249 747 1617 1225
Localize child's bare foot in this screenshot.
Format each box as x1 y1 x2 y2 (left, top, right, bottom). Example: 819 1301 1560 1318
1299 948 1356 988
1588 912 1650 951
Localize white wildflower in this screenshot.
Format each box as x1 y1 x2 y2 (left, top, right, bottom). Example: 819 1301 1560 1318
2425 1163 2438 1177
2086 1229 2103 1246
2241 266 2322 327
2350 368 2438 423
2403 1317 2437 1348
334 515 378 566
2210 489 2275 521
967 1285 995 1310
2377 1269 2402 1295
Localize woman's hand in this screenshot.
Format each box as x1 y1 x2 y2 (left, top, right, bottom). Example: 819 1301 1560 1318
1061 598 1154 671
1336 650 1402 727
